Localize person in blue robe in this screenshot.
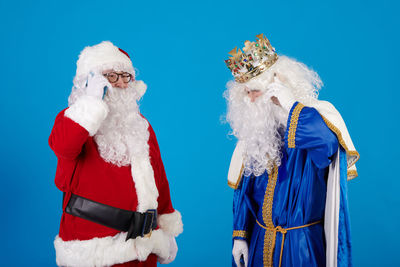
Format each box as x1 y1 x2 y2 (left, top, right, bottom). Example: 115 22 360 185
224 34 359 267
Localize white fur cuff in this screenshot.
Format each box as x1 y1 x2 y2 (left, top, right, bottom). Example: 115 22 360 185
55 229 171 267
158 210 183 237
65 95 109 136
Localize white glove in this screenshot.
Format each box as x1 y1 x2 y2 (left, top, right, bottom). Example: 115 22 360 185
86 72 112 100
232 239 248 267
158 236 178 264
266 76 296 113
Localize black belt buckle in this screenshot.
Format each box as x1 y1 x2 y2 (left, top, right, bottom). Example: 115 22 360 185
125 209 157 241
142 209 156 238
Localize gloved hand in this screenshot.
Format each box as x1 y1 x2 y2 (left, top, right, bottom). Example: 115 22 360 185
86 72 111 100
266 75 296 113
158 236 178 264
232 239 248 267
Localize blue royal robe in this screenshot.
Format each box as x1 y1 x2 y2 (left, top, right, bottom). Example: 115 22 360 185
231 102 357 267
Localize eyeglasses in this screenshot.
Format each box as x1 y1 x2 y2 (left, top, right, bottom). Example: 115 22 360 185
103 72 133 83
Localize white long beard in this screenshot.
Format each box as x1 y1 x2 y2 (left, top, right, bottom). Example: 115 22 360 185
227 94 288 176
94 84 149 167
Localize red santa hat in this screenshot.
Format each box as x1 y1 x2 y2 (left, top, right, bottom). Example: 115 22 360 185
76 41 136 78
73 41 147 98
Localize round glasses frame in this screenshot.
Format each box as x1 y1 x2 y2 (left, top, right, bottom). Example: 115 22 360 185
103 72 133 83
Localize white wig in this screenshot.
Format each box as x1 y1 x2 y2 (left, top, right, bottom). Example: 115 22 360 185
224 55 323 176
226 55 322 105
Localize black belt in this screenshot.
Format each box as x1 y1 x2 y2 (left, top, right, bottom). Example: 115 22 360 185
65 193 157 241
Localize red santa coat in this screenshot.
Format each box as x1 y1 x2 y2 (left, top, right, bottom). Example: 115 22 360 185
49 95 183 267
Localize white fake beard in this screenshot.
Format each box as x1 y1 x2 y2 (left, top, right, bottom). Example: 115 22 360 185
227 94 288 176
94 83 149 167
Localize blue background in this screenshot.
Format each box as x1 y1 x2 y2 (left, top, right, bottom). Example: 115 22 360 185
0 0 399 266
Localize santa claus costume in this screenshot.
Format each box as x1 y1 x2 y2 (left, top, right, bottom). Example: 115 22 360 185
49 41 183 267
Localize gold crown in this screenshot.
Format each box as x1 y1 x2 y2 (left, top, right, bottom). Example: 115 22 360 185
225 34 278 83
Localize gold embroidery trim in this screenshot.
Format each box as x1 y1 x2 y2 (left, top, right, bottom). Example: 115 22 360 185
347 170 358 180
287 103 305 148
321 115 360 180
228 164 244 189
286 107 360 180
232 230 248 239
262 164 279 267
260 164 323 267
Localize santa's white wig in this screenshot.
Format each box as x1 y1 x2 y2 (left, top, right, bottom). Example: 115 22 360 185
224 55 323 176
68 41 147 105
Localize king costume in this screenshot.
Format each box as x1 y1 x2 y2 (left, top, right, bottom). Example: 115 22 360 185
49 41 183 267
225 34 359 267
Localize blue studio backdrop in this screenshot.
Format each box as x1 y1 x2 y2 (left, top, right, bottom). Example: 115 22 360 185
1 0 399 266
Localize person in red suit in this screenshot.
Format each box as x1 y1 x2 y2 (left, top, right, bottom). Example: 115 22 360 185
49 41 183 267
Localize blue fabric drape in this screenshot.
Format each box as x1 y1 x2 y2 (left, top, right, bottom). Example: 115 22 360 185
232 102 351 267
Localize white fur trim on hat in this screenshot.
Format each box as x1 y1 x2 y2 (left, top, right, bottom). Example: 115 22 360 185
76 41 135 79
54 229 171 267
158 210 183 237
64 95 109 136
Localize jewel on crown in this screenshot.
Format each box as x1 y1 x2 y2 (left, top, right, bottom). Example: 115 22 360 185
225 34 278 83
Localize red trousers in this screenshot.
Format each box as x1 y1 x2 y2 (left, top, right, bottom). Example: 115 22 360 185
112 254 157 267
